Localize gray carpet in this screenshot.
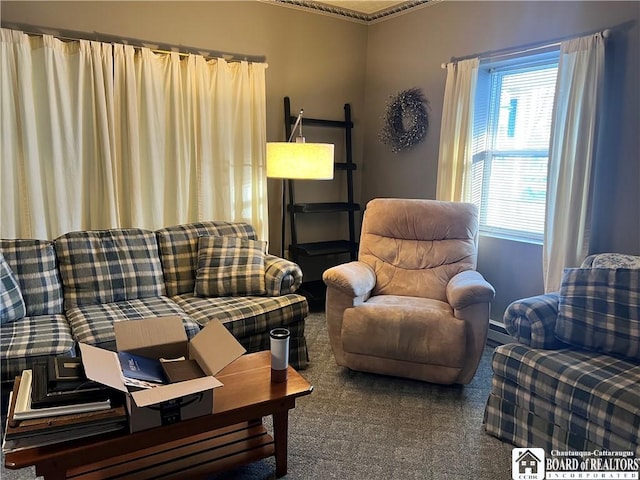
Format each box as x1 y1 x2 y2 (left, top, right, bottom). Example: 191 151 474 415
2 312 514 479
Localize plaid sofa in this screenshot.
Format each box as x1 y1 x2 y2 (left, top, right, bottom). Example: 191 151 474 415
1 221 309 390
0 240 76 389
484 253 640 455
155 222 309 369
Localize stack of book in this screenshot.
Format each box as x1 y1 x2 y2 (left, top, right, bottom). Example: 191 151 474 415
2 357 128 453
116 351 206 387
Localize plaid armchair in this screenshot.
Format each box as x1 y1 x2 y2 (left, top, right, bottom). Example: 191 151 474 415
484 253 640 455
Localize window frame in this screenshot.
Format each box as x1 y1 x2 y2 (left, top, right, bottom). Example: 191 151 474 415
471 50 560 244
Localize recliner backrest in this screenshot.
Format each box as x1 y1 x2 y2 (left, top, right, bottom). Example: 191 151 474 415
358 198 479 301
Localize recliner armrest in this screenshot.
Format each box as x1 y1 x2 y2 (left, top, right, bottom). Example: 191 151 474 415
503 292 567 349
323 261 376 366
323 261 376 298
264 254 303 295
446 270 495 309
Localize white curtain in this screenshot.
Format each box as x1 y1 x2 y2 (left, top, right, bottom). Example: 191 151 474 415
1 29 118 239
543 33 606 292
1 28 268 240
436 57 479 202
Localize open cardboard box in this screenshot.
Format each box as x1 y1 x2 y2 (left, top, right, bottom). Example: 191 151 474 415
79 316 246 433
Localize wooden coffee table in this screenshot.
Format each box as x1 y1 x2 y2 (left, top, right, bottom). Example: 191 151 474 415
4 351 313 479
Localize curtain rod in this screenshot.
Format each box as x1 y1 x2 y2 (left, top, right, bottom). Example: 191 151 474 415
441 28 610 69
2 23 267 64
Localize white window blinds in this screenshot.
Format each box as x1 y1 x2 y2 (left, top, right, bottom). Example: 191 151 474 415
472 51 559 242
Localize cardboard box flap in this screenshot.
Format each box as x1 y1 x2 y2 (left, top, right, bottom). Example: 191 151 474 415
79 343 128 394
130 376 223 408
190 319 246 376
114 316 188 355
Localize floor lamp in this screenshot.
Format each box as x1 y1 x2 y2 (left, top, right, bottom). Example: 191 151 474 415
267 109 334 258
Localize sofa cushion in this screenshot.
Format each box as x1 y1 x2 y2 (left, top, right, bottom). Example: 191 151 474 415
1 314 76 386
491 343 640 448
65 296 200 351
0 239 64 316
173 293 309 369
555 268 640 360
54 229 166 309
156 221 257 297
1 251 26 323
173 293 307 330
194 236 267 297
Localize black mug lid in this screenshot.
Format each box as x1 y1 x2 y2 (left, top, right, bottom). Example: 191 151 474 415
270 328 290 339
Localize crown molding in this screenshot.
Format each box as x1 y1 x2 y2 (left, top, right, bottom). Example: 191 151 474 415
262 0 438 24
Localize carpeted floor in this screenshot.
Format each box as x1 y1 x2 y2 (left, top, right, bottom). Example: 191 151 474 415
2 312 514 479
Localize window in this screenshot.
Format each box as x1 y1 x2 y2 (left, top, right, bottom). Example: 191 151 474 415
471 51 559 242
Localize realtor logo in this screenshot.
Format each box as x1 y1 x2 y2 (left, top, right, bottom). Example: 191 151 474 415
512 448 545 480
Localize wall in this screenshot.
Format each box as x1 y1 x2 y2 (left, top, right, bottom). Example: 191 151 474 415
0 0 368 259
363 1 640 317
3 1 639 317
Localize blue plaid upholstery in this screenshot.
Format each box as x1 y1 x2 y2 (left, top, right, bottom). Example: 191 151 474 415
486 254 640 454
0 239 64 316
264 254 303 295
485 344 640 454
1 251 26 323
66 296 200 351
54 229 166 309
156 222 257 297
503 293 566 349
484 392 635 454
195 236 267 297
1 314 75 386
556 268 640 360
2 221 309 393
173 293 309 368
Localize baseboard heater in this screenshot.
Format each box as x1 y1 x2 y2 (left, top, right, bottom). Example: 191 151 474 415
487 319 512 345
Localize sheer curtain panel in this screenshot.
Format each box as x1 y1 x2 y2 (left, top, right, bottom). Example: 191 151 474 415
1 29 268 241
436 58 479 202
1 29 118 239
543 33 606 292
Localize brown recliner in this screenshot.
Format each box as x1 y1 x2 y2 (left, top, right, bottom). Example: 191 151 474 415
322 198 495 385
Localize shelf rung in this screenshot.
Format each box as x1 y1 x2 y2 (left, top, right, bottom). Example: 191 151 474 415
288 116 353 129
335 163 357 171
291 240 358 257
289 202 360 214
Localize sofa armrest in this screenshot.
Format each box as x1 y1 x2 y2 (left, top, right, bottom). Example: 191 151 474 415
503 292 567 349
264 254 303 295
446 270 495 310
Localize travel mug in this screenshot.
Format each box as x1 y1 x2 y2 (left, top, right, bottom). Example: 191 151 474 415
270 328 290 383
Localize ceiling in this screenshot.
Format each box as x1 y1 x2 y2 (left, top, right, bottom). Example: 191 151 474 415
269 0 432 23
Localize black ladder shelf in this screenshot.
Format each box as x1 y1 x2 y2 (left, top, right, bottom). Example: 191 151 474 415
284 97 359 304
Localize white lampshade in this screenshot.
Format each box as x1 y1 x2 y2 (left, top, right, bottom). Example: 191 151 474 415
266 142 334 180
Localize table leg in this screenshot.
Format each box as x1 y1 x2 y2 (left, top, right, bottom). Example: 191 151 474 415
36 461 67 480
273 411 289 478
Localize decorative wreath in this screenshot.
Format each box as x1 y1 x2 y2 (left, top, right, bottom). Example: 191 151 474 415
379 87 430 153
